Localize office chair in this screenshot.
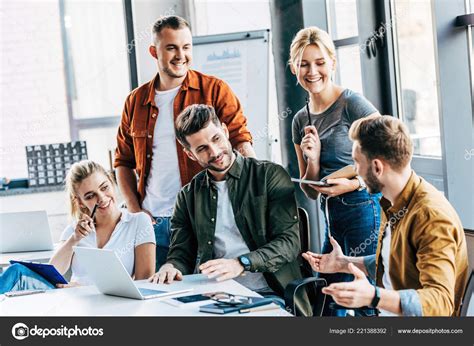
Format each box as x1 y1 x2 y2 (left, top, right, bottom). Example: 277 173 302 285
284 207 327 316
460 270 474 317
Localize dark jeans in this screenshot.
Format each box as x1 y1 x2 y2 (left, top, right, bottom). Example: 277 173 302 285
153 216 172 272
319 189 382 317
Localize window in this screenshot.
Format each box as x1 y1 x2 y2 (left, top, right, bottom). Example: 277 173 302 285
0 1 70 179
327 0 364 94
60 0 131 170
336 45 363 94
392 0 442 157
328 0 359 40
62 0 130 119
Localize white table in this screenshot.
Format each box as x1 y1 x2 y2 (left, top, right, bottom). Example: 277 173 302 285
0 274 291 317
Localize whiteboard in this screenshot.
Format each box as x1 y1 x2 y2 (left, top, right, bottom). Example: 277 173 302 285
192 30 270 160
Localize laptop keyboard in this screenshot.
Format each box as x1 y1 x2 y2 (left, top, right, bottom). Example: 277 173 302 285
138 288 165 296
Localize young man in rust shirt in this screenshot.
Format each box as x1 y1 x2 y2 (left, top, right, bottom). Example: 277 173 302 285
114 16 255 270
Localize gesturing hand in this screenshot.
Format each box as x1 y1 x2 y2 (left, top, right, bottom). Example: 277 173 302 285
199 258 244 282
302 236 347 274
321 263 375 308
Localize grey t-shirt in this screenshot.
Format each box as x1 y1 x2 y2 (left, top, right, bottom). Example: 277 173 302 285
292 89 377 179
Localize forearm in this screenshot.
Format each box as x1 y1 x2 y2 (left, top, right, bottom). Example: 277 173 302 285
116 166 141 212
301 159 321 199
133 244 156 280
49 238 76 274
335 255 370 276
235 141 256 158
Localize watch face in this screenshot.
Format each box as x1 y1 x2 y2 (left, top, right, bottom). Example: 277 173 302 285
240 256 250 265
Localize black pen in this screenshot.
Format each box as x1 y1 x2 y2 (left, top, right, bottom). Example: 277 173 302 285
305 96 312 126
90 204 98 228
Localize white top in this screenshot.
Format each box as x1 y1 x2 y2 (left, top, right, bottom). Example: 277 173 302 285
212 180 270 292
60 210 155 284
142 85 182 217
379 224 396 316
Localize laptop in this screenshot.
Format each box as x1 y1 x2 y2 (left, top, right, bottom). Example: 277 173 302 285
72 246 192 300
0 211 54 253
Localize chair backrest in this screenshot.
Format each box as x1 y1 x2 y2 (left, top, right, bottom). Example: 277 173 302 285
297 207 310 253
293 207 326 316
461 270 474 316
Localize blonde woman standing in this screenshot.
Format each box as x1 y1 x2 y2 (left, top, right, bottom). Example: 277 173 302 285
289 27 382 316
0 161 156 293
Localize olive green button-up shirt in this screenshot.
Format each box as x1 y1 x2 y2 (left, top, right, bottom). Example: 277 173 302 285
167 152 311 315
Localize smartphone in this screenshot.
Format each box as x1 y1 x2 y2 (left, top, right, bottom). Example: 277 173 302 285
290 178 332 187
165 293 212 307
5 290 46 297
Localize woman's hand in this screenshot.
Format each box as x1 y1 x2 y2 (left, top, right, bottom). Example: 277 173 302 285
308 178 358 197
300 126 321 162
70 215 95 244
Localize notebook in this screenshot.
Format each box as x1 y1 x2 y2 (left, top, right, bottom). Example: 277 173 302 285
199 297 274 314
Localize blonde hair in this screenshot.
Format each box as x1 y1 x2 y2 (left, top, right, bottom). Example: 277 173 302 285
288 26 336 74
64 160 115 221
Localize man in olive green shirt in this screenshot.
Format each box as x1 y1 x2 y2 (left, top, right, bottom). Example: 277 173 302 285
149 104 310 315
303 115 468 316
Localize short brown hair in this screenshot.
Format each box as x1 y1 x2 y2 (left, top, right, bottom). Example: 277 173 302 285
349 115 413 171
152 15 190 42
175 104 221 149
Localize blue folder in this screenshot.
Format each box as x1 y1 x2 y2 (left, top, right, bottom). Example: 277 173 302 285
9 260 68 286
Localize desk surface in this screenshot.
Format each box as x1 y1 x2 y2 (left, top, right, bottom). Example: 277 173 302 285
0 274 291 317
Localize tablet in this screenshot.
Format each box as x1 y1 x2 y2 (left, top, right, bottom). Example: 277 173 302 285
290 178 332 187
9 261 68 286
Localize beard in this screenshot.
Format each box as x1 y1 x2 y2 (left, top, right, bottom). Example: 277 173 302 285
203 143 234 173
365 164 384 194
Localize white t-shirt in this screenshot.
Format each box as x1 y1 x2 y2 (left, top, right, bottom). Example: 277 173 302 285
60 210 155 284
212 180 270 292
142 85 182 217
379 224 396 316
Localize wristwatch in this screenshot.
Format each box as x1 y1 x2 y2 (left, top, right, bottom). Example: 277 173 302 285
238 255 252 271
355 175 367 191
369 284 381 308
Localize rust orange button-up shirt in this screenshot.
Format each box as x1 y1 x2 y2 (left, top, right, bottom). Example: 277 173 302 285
114 69 253 204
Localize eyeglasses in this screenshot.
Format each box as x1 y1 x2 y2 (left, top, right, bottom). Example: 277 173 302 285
207 292 254 306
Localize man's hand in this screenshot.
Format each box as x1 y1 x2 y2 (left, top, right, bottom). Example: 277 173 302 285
148 263 183 284
308 178 358 197
302 236 348 274
321 263 375 308
199 258 244 282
